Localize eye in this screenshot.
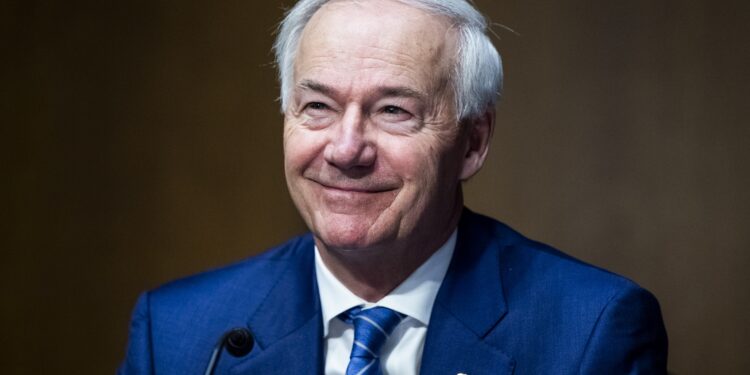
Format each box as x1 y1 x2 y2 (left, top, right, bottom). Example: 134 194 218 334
304 102 330 112
299 101 336 129
378 105 413 122
383 105 406 115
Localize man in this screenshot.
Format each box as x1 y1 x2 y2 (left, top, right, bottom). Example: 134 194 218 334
119 0 668 374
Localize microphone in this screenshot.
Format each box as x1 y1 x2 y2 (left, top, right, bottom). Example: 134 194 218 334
203 327 254 375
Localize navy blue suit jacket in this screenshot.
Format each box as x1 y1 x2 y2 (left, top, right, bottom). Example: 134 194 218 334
119 209 668 374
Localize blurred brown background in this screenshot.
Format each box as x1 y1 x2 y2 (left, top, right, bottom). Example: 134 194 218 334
3 0 748 374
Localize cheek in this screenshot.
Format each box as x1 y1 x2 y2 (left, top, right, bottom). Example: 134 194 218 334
382 139 441 188
283 125 324 173
386 135 464 200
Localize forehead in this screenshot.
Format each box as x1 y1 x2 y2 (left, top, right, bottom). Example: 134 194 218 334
295 0 456 93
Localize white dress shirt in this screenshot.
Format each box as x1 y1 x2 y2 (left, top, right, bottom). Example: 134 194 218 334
314 230 457 375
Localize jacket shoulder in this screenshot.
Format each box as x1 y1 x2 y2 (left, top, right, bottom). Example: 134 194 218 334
128 234 314 373
461 209 667 373
463 209 648 300
147 233 314 318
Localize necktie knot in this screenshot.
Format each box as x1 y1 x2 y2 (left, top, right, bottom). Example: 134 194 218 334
340 306 404 374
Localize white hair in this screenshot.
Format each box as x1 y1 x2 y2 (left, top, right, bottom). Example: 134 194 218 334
273 0 503 122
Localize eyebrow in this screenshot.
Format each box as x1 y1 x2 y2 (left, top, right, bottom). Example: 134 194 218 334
297 79 427 102
298 79 335 96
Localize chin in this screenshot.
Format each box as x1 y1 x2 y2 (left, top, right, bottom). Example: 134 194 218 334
316 226 374 250
313 215 394 251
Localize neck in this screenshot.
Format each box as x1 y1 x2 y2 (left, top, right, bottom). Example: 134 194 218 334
316 200 463 302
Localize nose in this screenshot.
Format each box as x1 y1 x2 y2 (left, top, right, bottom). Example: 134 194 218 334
323 105 376 170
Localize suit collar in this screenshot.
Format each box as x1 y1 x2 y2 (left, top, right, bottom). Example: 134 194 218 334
435 208 509 337
230 234 323 374
420 208 515 374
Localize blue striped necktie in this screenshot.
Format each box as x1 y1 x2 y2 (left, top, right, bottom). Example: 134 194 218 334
340 306 405 375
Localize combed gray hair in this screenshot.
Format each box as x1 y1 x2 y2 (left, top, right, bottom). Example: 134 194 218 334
273 0 503 122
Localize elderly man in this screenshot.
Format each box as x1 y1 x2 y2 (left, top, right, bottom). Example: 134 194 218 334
119 0 668 374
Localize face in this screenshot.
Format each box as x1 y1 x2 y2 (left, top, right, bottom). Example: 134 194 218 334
283 0 490 253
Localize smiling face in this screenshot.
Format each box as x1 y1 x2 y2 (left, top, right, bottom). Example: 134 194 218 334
283 0 489 254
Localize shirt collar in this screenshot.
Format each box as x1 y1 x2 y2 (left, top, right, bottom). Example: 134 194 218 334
315 229 457 337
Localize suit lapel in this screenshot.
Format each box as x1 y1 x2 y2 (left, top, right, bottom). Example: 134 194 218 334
230 235 323 375
420 209 515 374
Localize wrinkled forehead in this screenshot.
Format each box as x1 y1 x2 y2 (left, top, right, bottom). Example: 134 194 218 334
295 0 457 87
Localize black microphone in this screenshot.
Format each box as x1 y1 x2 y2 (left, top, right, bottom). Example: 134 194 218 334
203 327 254 375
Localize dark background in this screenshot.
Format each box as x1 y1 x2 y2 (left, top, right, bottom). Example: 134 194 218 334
3 0 748 373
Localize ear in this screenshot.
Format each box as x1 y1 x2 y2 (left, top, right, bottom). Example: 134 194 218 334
459 108 494 180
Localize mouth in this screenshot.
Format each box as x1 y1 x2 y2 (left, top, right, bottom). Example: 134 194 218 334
313 179 398 194
302 176 400 213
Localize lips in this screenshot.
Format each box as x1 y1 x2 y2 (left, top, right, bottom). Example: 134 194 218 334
305 176 399 212
303 170 400 194
315 180 396 194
